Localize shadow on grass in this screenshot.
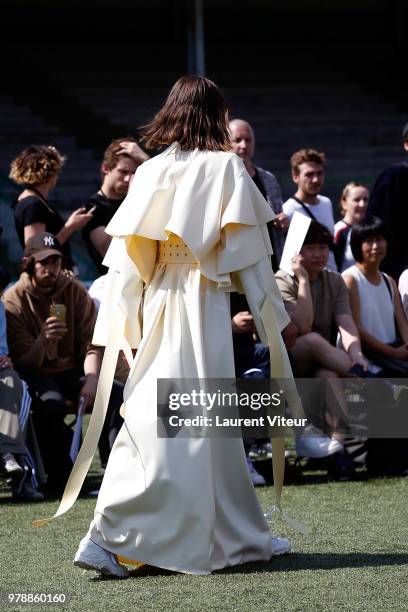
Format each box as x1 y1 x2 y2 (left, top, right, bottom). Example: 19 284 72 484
85 552 408 581
215 552 408 574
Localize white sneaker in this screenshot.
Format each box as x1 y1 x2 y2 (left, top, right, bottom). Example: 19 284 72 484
270 536 291 556
246 457 266 486
296 426 343 459
74 536 129 578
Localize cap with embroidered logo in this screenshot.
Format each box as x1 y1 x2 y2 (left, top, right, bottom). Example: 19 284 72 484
23 232 63 262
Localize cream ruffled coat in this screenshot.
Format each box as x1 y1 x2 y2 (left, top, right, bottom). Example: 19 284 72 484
36 144 302 572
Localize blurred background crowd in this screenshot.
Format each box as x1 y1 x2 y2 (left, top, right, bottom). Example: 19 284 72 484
1 0 408 500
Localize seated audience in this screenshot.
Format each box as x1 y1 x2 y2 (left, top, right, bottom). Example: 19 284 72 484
3 232 101 495
82 138 149 275
334 182 369 272
9 144 93 270
275 221 367 470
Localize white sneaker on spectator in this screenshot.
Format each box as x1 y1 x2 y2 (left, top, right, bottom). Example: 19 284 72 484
270 536 291 556
74 536 129 578
246 457 266 486
296 426 343 458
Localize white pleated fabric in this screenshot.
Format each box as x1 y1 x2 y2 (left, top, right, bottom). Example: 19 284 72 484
84 145 298 574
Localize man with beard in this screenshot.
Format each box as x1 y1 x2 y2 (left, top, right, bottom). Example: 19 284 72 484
3 232 100 495
283 149 337 271
82 138 149 274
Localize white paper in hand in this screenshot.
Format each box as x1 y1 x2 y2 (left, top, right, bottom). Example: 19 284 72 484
69 397 86 463
279 212 311 276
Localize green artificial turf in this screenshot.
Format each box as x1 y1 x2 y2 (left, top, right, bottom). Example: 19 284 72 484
1 470 407 612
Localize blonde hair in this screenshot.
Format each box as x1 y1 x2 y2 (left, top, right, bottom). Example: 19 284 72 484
9 145 65 186
339 181 368 216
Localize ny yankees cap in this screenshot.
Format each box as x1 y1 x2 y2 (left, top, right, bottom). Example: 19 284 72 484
24 232 63 262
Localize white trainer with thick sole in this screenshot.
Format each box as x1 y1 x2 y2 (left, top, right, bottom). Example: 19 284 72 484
270 536 291 556
73 536 129 578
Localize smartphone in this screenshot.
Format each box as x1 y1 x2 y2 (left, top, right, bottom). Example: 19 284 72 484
348 364 366 378
49 303 66 323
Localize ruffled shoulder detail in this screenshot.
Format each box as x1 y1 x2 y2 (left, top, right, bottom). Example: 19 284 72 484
105 146 275 285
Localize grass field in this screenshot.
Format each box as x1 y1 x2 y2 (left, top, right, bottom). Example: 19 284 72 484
1 468 408 612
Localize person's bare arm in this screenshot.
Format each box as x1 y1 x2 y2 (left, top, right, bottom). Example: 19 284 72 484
89 226 112 258
56 208 94 244
116 141 150 164
24 222 46 244
336 312 367 369
79 349 102 409
289 255 314 335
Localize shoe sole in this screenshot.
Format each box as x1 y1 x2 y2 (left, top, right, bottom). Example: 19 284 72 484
73 558 128 578
270 545 291 556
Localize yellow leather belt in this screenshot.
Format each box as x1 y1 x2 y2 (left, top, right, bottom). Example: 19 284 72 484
157 235 198 264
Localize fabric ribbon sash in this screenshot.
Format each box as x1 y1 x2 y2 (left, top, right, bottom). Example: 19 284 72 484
260 296 310 536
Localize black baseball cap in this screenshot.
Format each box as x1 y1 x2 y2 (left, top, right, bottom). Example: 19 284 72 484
24 232 63 262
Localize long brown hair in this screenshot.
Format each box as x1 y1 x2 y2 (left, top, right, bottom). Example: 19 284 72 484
141 76 231 151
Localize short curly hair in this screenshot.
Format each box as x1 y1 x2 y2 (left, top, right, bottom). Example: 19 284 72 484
9 145 65 186
290 148 326 176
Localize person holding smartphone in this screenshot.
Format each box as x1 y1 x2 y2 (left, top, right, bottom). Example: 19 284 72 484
9 145 94 271
3 232 101 496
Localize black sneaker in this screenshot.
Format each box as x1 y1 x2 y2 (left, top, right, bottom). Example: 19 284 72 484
327 453 357 482
11 458 44 502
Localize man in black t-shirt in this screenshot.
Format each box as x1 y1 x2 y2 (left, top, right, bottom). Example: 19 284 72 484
367 123 408 280
82 138 149 274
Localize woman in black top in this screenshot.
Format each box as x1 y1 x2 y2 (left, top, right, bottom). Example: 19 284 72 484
9 145 93 269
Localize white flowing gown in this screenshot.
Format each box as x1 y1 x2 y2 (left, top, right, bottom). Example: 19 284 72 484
87 144 293 574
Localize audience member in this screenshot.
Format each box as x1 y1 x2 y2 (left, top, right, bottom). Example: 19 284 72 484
82 138 149 274
229 119 288 270
283 149 337 270
9 145 93 270
3 232 101 495
342 216 408 376
275 221 367 464
366 123 408 280
342 216 408 476
0 266 44 501
334 182 369 272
